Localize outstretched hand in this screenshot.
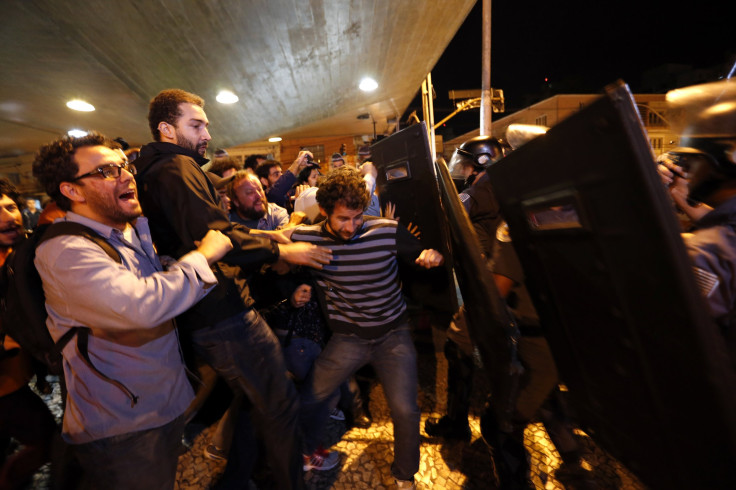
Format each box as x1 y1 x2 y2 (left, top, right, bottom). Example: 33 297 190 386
289 150 314 176
384 201 397 220
415 249 444 269
279 242 333 269
195 230 233 265
250 228 291 244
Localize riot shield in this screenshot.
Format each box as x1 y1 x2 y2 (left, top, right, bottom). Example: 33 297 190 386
434 156 523 429
487 80 736 488
369 123 456 316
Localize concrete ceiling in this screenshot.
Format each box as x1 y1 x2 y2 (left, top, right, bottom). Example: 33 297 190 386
0 0 475 166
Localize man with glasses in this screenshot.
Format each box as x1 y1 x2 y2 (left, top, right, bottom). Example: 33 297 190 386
31 132 233 489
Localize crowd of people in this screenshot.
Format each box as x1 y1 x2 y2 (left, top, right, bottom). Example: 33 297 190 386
1 78 735 490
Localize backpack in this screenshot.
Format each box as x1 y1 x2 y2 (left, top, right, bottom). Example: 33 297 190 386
0 221 139 406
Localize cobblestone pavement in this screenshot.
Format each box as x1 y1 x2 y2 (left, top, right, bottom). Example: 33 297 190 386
173 324 645 490
25 324 646 489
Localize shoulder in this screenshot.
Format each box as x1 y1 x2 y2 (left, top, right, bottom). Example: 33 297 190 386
684 225 736 259
269 202 288 215
35 234 120 273
364 216 397 228
291 224 324 241
361 217 398 235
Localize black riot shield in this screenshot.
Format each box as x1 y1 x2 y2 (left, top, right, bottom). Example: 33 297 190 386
487 80 736 488
434 157 523 428
369 123 456 316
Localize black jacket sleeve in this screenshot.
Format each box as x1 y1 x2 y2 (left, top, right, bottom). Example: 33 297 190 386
145 156 279 268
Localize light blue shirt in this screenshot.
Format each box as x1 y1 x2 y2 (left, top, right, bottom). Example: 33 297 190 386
35 212 216 443
229 202 289 231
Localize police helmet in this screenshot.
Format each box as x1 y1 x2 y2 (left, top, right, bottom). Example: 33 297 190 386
505 124 548 151
666 80 736 204
448 136 503 177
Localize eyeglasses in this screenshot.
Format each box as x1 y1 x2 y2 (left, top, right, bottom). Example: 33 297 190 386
72 162 137 181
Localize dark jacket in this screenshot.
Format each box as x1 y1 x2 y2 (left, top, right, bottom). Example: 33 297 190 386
267 171 297 209
459 171 502 258
134 142 279 330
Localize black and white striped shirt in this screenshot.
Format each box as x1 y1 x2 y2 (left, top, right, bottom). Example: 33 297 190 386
291 217 424 339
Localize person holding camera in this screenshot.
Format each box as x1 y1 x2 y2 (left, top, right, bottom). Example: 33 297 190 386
255 151 313 209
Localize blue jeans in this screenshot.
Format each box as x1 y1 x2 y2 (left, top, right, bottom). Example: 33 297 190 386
301 327 420 481
73 413 185 490
190 309 303 490
281 337 323 383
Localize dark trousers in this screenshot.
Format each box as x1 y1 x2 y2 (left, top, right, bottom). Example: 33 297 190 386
190 309 303 490
73 414 185 490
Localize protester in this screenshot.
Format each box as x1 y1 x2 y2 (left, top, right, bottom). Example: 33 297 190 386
133 89 334 488
31 132 232 488
289 167 444 489
0 179 57 490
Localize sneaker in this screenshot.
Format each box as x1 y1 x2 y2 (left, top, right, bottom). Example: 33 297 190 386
303 447 340 471
395 478 416 489
329 408 346 421
204 444 227 462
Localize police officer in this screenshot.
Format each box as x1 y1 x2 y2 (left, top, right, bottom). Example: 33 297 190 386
424 136 503 440
661 79 736 361
429 131 596 488
487 221 595 488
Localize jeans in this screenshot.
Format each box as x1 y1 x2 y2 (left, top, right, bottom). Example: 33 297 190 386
73 413 185 490
281 337 323 383
190 309 303 490
301 327 420 481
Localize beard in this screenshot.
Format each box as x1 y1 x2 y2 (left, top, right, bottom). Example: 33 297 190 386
234 199 267 221
84 186 142 225
175 129 207 156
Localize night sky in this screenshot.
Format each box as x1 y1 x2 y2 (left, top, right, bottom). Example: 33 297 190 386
406 0 736 139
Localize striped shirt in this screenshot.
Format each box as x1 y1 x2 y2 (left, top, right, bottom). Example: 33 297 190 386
291 217 424 339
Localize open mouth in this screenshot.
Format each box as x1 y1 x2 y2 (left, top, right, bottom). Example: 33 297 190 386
119 190 137 201
0 224 21 240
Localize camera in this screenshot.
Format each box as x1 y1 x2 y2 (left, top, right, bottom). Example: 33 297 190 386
304 154 319 167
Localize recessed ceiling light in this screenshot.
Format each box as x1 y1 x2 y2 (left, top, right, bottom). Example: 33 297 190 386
359 77 378 92
67 129 88 137
66 99 95 112
268 137 282 142
216 90 239 104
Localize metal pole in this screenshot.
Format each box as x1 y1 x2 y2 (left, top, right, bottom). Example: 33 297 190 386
421 74 437 162
427 73 436 162
480 0 492 136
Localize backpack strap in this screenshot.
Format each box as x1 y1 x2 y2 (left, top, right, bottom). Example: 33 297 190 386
40 222 121 263
39 221 139 407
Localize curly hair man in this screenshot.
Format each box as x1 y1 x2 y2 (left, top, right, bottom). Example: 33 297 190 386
288 166 445 489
